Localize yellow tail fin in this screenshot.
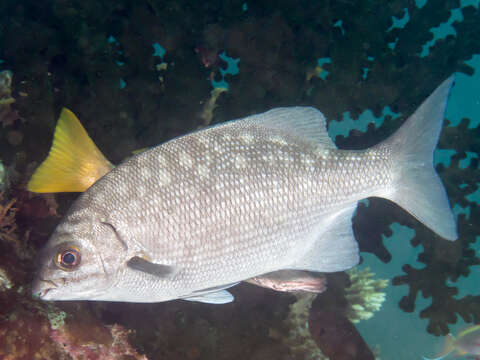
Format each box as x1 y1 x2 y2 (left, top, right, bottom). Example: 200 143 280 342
27 108 114 193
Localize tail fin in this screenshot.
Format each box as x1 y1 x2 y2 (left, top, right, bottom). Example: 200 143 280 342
377 76 457 240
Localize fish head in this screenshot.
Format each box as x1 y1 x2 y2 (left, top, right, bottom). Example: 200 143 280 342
32 208 129 301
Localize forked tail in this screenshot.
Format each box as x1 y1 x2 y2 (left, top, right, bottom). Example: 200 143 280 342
376 76 458 240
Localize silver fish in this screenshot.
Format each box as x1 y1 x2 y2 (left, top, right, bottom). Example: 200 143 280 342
31 76 457 304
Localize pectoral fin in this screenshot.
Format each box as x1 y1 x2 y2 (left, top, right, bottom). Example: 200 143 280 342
126 256 176 278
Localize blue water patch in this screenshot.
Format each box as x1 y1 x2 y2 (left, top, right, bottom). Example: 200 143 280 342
433 149 456 167
388 38 398 50
420 1 479 57
453 203 471 220
387 8 410 32
152 42 166 59
107 35 119 44
357 223 437 360
334 20 345 35
415 0 428 8
446 56 480 129
459 151 478 169
315 58 331 80
328 106 401 140
107 35 126 86
211 51 240 90
461 0 480 7
420 9 461 57
446 234 480 300
362 67 369 80
466 185 480 203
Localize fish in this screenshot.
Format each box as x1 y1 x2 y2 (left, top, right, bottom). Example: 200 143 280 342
423 325 480 360
245 270 327 293
30 76 458 304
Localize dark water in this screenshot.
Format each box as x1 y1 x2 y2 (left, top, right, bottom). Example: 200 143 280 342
0 1 479 359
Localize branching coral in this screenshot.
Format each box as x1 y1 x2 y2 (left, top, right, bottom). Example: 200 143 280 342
345 268 389 323
280 269 386 359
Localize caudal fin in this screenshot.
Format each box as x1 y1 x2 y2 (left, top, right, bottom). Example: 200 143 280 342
378 76 457 241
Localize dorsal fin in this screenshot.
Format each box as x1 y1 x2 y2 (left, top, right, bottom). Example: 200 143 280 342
245 107 336 148
27 108 114 193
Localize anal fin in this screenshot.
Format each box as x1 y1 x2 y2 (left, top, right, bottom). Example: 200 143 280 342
290 205 359 273
181 283 239 304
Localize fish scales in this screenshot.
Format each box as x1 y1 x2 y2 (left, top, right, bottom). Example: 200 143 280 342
31 76 458 303
60 121 392 299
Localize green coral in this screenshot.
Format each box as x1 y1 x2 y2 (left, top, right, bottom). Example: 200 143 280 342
45 304 67 330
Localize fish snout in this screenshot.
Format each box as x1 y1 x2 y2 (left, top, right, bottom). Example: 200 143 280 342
32 278 58 299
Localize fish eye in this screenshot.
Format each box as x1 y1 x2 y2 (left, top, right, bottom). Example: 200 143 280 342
55 246 81 271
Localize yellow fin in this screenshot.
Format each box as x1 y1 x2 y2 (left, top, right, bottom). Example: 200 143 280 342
27 108 114 193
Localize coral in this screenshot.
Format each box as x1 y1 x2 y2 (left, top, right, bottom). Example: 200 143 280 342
0 267 13 291
0 0 477 354
0 70 20 128
345 267 389 323
0 292 148 360
0 298 66 360
0 191 17 244
281 293 326 360
46 304 67 330
200 87 228 127
307 273 376 360
51 320 148 360
0 185 146 359
280 269 386 359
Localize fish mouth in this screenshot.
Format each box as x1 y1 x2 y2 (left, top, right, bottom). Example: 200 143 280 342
32 278 58 299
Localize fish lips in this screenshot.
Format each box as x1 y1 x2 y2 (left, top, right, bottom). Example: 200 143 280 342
31 276 98 301
31 277 59 300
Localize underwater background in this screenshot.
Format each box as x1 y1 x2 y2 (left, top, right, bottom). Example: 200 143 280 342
0 0 479 359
